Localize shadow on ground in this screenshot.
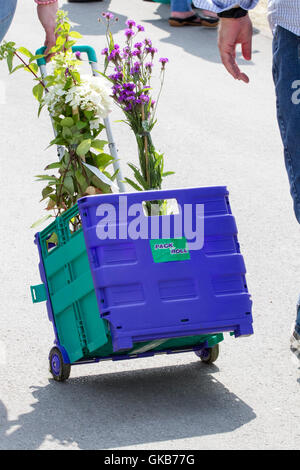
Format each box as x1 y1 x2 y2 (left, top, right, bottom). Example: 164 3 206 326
61 0 124 36
61 1 259 68
0 361 256 449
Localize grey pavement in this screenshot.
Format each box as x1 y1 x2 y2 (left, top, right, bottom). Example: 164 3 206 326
0 0 299 450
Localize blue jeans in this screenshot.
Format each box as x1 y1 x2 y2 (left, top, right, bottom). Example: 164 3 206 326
0 0 17 42
171 0 192 13
273 25 300 331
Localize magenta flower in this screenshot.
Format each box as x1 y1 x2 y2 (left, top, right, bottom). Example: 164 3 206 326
146 47 158 58
159 57 169 68
126 19 136 28
137 25 145 32
125 29 135 39
109 71 123 81
102 12 114 20
130 62 141 75
145 62 153 70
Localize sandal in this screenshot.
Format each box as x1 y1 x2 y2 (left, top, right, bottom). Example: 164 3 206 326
168 13 219 28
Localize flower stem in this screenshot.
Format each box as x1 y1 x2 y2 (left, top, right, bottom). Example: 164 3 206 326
141 104 150 187
14 51 48 91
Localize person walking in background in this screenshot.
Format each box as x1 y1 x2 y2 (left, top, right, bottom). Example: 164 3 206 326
143 0 219 27
169 0 219 27
193 0 300 360
0 0 57 54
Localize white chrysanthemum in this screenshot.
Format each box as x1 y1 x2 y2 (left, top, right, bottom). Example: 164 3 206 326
43 74 112 131
79 75 113 118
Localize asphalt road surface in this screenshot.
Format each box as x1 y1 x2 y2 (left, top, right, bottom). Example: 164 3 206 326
0 0 299 450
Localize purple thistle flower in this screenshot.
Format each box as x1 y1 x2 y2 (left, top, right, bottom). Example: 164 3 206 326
130 62 141 75
123 82 135 91
159 57 169 69
112 84 122 95
139 94 150 103
75 51 81 60
125 29 135 39
159 57 169 65
126 19 136 28
137 25 145 32
109 71 123 81
145 62 153 70
134 42 143 49
102 12 114 20
101 47 109 56
144 38 152 46
108 49 120 62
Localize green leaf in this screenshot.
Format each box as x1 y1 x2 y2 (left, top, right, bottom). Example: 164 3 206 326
63 176 74 195
69 31 82 38
7 53 13 73
61 117 74 127
11 64 25 73
32 83 44 102
17 47 33 59
45 162 61 170
41 186 54 201
26 63 39 74
75 170 88 192
35 175 57 181
91 139 108 152
76 121 88 130
83 110 94 120
109 31 115 53
128 163 149 190
162 171 175 177
31 214 53 229
62 127 73 139
77 139 91 157
93 153 113 168
124 177 143 192
65 40 76 49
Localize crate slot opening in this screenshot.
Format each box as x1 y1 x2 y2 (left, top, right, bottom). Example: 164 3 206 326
142 198 179 216
69 214 82 235
45 232 59 253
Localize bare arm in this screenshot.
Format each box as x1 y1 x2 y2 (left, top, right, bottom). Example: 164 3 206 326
36 0 58 58
218 15 253 83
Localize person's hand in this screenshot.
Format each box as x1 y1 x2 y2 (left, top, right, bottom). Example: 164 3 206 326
218 15 253 83
37 3 58 61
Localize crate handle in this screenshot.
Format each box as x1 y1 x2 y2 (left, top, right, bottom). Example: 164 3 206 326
35 45 98 67
30 284 47 304
142 198 180 217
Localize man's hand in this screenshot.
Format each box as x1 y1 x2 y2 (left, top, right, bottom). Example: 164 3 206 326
37 3 58 60
218 15 253 83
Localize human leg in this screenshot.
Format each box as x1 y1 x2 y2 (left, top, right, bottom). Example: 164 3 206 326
0 0 17 42
272 25 300 357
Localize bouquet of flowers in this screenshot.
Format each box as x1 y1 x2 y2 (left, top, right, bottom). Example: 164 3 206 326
100 12 174 197
0 11 117 229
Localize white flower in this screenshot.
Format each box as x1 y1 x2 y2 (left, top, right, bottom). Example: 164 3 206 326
42 71 113 131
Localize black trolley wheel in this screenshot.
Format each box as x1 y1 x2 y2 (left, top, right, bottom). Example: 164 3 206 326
49 347 71 382
195 344 219 364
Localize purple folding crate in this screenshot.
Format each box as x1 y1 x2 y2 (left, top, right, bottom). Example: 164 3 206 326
77 186 253 352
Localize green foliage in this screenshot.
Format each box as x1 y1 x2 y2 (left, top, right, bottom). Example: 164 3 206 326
0 10 116 230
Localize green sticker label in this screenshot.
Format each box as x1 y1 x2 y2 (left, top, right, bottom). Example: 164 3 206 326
150 238 190 263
